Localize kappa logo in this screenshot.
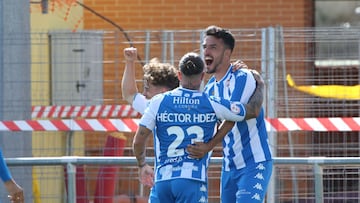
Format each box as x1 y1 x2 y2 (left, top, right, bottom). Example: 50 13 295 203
253 183 263 191
237 71 246 77
251 193 261 201
200 184 207 192
198 196 207 203
254 172 264 180
256 163 265 170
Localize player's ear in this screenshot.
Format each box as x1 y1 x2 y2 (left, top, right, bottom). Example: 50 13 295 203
224 48 232 59
177 71 182 81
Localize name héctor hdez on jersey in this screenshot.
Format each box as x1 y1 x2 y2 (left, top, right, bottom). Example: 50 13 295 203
156 97 217 123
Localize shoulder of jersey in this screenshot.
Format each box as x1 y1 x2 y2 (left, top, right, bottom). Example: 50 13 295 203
234 69 250 77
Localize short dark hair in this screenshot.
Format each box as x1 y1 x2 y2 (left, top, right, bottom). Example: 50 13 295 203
205 25 235 52
178 52 204 76
143 60 179 90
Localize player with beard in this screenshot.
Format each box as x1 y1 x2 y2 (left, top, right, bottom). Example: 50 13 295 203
188 25 273 203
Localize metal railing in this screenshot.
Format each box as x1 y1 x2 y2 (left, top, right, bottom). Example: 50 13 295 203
6 156 360 203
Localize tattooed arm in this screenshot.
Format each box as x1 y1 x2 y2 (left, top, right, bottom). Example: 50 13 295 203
244 69 264 119
133 125 154 187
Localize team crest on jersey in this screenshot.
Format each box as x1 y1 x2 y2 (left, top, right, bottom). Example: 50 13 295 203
230 103 241 114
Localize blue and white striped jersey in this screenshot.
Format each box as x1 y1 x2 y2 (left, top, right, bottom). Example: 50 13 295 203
203 66 272 171
139 87 247 183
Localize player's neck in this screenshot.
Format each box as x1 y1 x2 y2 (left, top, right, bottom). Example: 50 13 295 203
180 78 201 90
214 62 231 82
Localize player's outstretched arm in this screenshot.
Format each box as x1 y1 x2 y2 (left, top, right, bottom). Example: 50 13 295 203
122 47 139 105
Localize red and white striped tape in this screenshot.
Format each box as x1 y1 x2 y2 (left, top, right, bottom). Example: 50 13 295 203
31 105 141 119
0 119 140 132
266 117 360 132
0 117 359 132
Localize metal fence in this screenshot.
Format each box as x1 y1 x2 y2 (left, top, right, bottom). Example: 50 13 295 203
5 156 360 203
0 27 359 202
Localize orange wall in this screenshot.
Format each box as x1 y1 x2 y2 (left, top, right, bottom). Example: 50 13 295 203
83 0 314 30
81 0 315 199
82 0 314 105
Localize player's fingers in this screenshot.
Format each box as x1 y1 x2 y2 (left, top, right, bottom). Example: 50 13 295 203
147 176 154 187
140 176 154 187
186 145 197 153
231 60 248 72
124 47 136 56
187 150 202 159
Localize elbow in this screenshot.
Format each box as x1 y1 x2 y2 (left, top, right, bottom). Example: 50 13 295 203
122 92 134 105
121 92 128 102
254 106 261 117
121 92 126 101
244 104 261 120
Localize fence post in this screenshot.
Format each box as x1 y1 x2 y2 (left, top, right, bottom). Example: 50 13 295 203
66 162 77 203
263 26 278 203
161 31 168 62
313 163 324 203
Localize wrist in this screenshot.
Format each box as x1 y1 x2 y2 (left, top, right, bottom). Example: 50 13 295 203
208 141 216 151
125 59 135 63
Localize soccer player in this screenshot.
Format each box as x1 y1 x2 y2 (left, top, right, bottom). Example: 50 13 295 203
132 52 262 202
189 25 273 203
93 48 180 203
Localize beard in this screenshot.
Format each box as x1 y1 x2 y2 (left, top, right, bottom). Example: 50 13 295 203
205 65 217 74
205 55 223 74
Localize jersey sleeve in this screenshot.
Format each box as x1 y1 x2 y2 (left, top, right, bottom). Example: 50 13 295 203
139 94 163 130
132 93 149 115
0 150 12 182
209 96 246 121
234 69 257 103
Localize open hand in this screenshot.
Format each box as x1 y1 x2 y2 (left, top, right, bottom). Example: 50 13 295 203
139 164 154 188
231 60 248 72
5 180 24 203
